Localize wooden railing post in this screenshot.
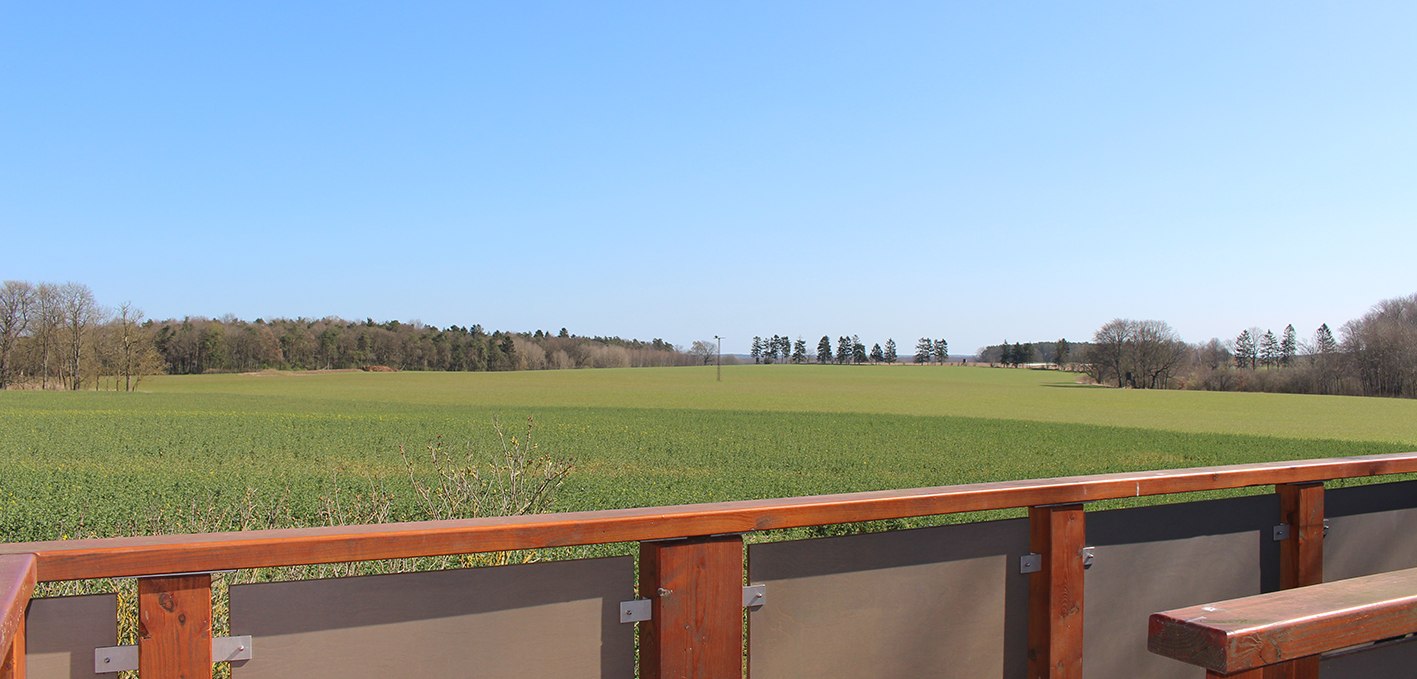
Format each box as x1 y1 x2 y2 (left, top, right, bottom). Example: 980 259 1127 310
639 535 743 679
1265 482 1324 679
0 618 23 679
138 574 213 679
1028 504 1085 679
0 555 36 679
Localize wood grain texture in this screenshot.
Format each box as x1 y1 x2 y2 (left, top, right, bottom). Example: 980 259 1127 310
0 615 22 679
4 453 1415 582
1266 483 1324 679
139 574 212 679
1148 566 1417 674
1028 504 1085 679
639 536 743 679
0 555 35 677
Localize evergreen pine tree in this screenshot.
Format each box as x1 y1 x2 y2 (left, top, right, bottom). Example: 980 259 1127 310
883 338 897 364
915 338 933 364
835 336 851 364
1260 330 1280 367
791 338 806 364
1280 324 1297 367
870 343 884 363
934 338 948 364
1313 324 1337 355
1234 330 1256 368
1055 338 1070 368
751 336 763 364
817 335 832 364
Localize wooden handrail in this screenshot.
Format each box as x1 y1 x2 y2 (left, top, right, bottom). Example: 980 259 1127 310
3 452 1416 582
1148 567 1417 676
0 555 36 661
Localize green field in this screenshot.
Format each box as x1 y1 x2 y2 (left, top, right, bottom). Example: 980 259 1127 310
4 365 1416 544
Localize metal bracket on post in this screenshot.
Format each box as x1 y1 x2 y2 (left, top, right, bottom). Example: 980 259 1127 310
94 636 252 674
1080 546 1096 570
1273 523 1292 541
1020 553 1042 574
619 599 652 624
1324 518 1330 538
743 584 766 608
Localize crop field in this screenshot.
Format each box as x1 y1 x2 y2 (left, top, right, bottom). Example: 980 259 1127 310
4 365 1417 545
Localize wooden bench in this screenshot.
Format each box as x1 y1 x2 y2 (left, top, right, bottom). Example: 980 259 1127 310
1148 566 1417 677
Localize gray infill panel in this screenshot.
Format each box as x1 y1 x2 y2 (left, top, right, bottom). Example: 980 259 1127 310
1083 494 1278 679
1321 637 1417 677
230 556 633 679
1325 479 1417 581
748 518 1030 679
25 595 118 679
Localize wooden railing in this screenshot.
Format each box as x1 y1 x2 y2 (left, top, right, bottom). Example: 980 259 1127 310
1149 567 1417 677
3 451 1417 679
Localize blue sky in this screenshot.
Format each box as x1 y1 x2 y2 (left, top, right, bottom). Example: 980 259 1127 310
4 3 1414 354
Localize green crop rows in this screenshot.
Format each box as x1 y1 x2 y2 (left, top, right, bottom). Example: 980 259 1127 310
4 365 1416 545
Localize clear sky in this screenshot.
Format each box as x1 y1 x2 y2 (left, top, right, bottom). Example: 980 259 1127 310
4 3 1414 354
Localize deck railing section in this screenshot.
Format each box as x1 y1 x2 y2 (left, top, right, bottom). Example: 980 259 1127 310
2 451 1417 679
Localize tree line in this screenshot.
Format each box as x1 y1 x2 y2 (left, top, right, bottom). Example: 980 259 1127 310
0 281 164 391
0 279 700 389
1074 292 1417 398
738 335 950 365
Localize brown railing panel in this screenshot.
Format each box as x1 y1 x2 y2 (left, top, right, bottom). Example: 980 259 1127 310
1324 479 1417 580
748 519 1029 678
1322 637 1417 678
1083 494 1278 679
24 595 117 679
229 556 632 679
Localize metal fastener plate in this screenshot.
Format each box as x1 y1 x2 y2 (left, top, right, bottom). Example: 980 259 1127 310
619 599 652 623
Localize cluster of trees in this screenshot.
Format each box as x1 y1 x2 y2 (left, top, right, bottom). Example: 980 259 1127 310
1084 320 1189 388
746 335 949 365
1232 326 1300 369
913 338 949 364
1074 293 1417 399
976 339 1070 368
1208 297 1416 398
0 281 164 391
750 335 808 364
149 318 695 374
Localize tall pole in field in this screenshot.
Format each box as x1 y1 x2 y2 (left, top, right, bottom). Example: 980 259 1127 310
713 335 722 382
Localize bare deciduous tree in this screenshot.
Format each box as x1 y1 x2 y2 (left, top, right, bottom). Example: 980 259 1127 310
0 280 35 389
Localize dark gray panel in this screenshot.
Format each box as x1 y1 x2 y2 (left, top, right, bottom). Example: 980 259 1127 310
1321 637 1417 677
1084 494 1278 679
1325 480 1417 580
25 595 118 679
749 518 1030 679
230 556 633 679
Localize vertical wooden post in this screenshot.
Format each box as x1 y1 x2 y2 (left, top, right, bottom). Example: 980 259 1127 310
0 617 23 679
1028 504 1085 679
138 574 213 679
639 535 744 679
1210 670 1264 679
1264 482 1324 679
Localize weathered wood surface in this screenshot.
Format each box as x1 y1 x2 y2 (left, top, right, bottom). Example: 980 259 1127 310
0 555 35 679
139 574 213 679
4 453 1416 582
1028 504 1085 678
639 536 744 679
1149 566 1417 674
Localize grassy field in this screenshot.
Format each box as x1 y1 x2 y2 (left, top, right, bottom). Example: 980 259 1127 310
3 365 1416 544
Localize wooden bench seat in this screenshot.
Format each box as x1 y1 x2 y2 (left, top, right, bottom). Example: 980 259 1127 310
1148 565 1417 677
